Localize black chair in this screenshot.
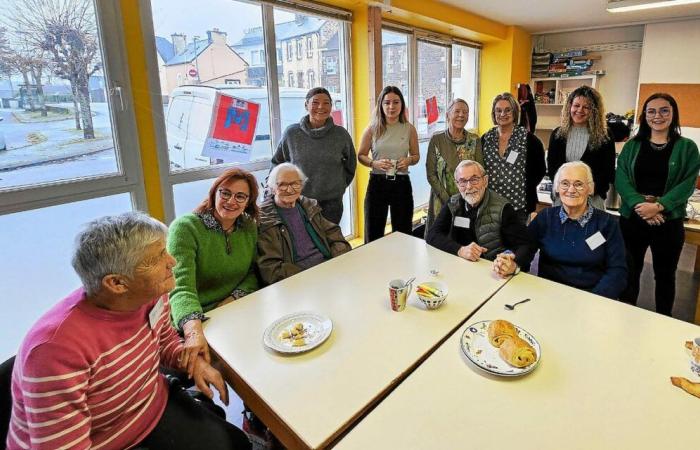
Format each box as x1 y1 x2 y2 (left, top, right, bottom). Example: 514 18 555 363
1 356 16 445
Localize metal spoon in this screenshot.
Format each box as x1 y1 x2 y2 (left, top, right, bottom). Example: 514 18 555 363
403 277 415 288
504 298 531 310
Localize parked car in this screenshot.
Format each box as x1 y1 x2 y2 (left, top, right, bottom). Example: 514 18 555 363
165 85 343 170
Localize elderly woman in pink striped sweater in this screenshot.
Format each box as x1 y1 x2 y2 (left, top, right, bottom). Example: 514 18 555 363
6 212 251 450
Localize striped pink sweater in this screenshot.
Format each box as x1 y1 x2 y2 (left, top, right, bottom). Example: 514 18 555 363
7 288 184 450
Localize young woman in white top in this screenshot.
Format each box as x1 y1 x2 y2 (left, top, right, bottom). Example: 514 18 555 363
357 86 419 243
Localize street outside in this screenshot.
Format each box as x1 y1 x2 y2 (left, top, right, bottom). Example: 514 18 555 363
0 103 117 188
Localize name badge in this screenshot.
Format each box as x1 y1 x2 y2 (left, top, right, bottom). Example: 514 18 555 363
149 297 164 329
454 216 471 228
506 151 519 164
586 231 606 251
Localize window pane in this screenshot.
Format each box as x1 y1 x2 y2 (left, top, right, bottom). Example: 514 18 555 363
150 0 271 171
451 45 479 130
0 0 120 190
381 30 410 111
416 41 447 138
0 193 133 360
274 10 349 134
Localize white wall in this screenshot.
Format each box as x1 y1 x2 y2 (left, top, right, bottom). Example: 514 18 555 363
639 19 700 143
535 25 643 116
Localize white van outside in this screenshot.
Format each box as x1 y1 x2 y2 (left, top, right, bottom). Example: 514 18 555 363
166 85 327 170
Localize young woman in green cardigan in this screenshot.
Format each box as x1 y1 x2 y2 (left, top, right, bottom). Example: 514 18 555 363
168 168 260 368
615 93 700 316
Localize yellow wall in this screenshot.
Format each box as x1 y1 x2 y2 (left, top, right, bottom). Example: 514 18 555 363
118 0 530 237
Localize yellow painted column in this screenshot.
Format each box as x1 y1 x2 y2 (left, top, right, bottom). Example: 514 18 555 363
119 0 166 221
479 26 531 134
349 6 372 238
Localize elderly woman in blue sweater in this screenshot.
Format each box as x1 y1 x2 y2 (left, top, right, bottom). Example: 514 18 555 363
527 161 627 299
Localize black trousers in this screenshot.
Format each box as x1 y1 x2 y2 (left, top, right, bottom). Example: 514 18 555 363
318 197 344 225
136 381 251 450
619 214 685 316
364 174 414 243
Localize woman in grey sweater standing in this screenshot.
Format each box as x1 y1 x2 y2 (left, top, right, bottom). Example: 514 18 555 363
271 87 356 224
357 86 419 243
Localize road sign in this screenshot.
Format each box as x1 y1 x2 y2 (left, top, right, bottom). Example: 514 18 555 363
188 68 198 77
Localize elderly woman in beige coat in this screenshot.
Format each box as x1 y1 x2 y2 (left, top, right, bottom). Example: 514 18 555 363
425 98 483 235
258 163 352 285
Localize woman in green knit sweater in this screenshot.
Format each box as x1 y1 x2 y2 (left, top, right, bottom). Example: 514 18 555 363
168 168 260 366
615 93 700 316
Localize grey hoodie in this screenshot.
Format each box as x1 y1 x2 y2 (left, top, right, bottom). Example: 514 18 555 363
271 115 356 201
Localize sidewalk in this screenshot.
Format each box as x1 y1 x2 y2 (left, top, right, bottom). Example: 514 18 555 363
0 137 113 171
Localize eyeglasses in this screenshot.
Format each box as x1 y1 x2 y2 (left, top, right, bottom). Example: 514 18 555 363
645 107 672 118
277 181 303 192
558 180 588 192
456 176 483 187
494 108 513 116
218 189 249 203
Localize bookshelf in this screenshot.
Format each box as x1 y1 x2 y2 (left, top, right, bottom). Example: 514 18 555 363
531 74 600 131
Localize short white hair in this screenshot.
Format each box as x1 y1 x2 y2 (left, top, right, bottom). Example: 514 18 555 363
454 159 486 179
553 161 594 193
268 162 308 190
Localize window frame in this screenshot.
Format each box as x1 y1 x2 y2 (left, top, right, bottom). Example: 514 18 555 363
142 0 355 237
0 0 147 217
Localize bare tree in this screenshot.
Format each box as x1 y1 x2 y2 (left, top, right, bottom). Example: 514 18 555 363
2 0 101 138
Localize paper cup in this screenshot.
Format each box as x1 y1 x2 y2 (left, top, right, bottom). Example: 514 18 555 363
389 279 411 312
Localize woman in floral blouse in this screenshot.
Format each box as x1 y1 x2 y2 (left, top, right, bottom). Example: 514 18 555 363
481 92 546 224
424 98 483 235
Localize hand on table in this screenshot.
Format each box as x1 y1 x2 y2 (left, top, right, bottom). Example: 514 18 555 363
193 357 229 405
181 319 211 379
458 243 487 261
493 252 518 278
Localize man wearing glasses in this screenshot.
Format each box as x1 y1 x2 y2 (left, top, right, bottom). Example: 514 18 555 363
426 160 536 278
258 162 352 285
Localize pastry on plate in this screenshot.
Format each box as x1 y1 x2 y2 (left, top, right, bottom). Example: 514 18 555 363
499 335 537 368
487 319 518 348
670 377 700 399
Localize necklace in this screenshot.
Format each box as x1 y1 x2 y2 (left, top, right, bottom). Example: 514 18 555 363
649 140 668 151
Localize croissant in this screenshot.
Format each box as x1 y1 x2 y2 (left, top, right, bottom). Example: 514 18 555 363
487 320 518 347
670 377 700 399
499 335 537 368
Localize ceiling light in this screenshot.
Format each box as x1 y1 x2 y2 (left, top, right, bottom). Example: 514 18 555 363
607 0 700 13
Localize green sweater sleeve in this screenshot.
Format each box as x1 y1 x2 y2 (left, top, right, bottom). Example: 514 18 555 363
614 140 646 212
167 216 203 329
235 263 260 294
659 138 700 216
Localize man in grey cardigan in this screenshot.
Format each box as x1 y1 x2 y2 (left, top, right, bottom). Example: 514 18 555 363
270 87 356 225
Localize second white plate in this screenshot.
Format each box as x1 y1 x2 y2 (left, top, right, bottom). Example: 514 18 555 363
461 320 541 377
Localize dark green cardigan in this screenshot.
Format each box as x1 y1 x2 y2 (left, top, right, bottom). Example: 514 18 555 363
615 136 700 220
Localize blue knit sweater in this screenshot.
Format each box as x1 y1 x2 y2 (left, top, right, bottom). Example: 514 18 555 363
527 206 627 299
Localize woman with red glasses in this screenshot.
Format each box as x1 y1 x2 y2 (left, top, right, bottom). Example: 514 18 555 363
616 93 700 316
168 167 260 362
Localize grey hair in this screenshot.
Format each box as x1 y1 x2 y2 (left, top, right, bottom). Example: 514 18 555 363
446 98 469 118
553 161 594 194
491 92 520 126
71 211 168 296
454 159 486 179
268 162 308 190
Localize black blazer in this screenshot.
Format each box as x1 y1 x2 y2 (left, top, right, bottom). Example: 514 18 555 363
547 128 616 199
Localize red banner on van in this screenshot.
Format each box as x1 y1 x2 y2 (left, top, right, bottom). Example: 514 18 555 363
202 93 260 163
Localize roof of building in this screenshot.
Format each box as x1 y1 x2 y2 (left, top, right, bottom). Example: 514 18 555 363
154 36 175 62
165 38 210 66
232 16 325 48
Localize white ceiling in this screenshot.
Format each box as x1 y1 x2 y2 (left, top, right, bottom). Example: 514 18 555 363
438 0 700 33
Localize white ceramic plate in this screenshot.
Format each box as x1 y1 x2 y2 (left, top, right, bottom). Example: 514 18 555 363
461 320 541 377
263 312 333 354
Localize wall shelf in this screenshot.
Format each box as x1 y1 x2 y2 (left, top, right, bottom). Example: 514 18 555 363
532 74 600 136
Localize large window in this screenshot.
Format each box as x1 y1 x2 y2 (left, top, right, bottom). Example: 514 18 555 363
146 1 355 236
0 0 142 359
381 27 480 209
